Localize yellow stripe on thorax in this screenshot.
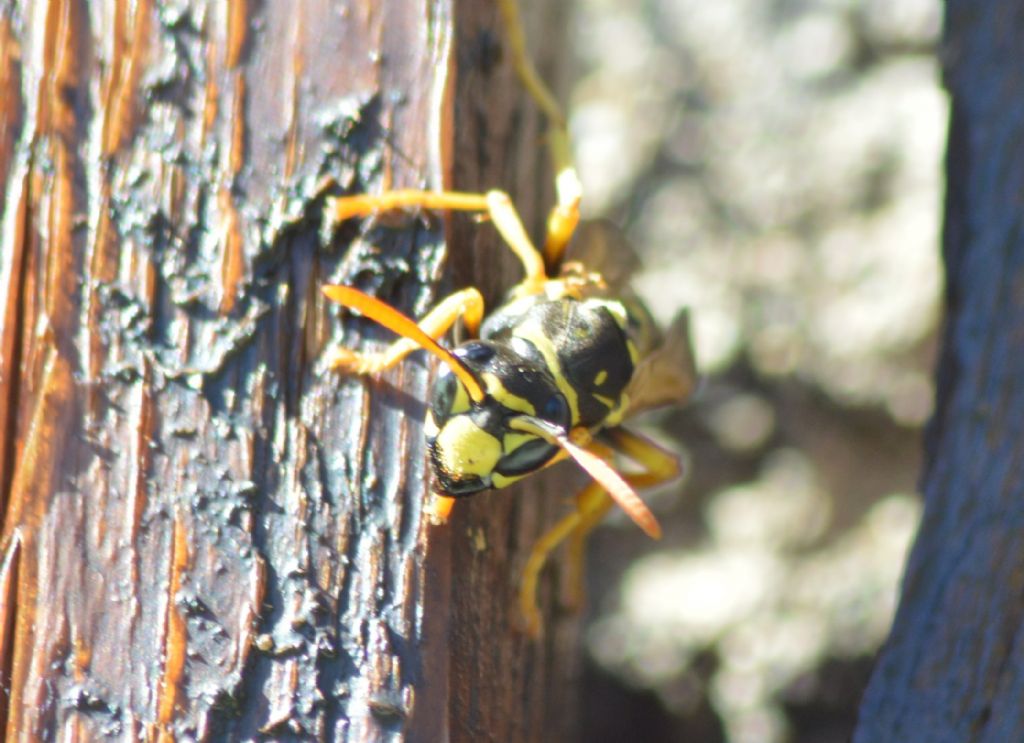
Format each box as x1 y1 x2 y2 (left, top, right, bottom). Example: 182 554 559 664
512 318 581 425
482 372 536 415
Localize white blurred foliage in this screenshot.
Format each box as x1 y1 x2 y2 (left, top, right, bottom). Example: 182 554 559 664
590 491 921 743
570 0 944 740
571 0 945 424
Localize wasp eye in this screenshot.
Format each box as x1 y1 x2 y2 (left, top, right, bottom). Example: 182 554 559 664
457 341 496 365
430 369 459 423
496 438 557 477
539 394 568 425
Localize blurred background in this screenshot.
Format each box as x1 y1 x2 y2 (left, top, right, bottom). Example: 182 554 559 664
565 0 945 740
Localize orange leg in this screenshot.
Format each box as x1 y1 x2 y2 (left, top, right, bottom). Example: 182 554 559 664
328 2 583 280
425 493 457 525
495 0 582 267
563 429 680 608
329 189 549 295
324 287 485 374
518 428 681 637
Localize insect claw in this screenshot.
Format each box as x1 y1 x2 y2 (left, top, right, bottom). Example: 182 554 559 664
425 494 456 525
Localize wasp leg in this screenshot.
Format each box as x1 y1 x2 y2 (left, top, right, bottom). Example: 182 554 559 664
495 0 582 267
325 286 485 374
563 429 681 608
425 493 457 525
518 428 681 636
330 190 548 294
518 480 607 637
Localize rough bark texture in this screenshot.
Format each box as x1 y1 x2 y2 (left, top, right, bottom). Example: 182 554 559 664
853 4 1024 741
0 0 578 740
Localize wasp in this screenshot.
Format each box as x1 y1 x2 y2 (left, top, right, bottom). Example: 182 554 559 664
321 0 696 635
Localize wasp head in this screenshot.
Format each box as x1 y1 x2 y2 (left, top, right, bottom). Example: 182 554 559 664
425 340 570 496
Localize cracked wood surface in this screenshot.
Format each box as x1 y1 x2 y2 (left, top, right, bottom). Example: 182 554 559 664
0 1 579 739
854 3 1024 741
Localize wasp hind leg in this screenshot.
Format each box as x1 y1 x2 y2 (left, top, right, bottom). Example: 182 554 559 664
518 480 608 637
496 0 582 267
518 428 681 637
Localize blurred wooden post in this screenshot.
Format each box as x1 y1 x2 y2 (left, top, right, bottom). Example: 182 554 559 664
0 0 580 739
853 2 1024 740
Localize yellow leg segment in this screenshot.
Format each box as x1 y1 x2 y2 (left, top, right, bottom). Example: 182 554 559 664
563 429 680 607
496 0 582 267
327 287 485 374
603 428 682 484
331 190 489 220
495 0 564 127
518 428 681 636
330 189 549 294
518 481 607 637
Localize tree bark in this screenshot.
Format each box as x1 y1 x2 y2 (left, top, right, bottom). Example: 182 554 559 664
853 3 1024 741
0 0 578 739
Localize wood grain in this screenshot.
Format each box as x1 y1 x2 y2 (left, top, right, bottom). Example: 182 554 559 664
0 0 579 739
854 3 1024 741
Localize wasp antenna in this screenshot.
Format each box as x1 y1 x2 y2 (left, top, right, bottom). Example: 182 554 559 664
557 435 662 539
322 285 487 403
508 417 662 539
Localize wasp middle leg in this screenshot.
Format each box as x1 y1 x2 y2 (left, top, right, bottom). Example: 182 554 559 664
329 189 549 295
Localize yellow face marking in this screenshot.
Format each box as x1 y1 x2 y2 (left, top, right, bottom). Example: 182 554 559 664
594 369 608 386
482 372 536 415
435 416 502 478
513 318 581 425
491 471 529 489
592 392 616 409
502 431 537 454
450 380 472 416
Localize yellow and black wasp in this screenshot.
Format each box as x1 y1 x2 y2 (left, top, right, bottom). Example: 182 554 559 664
321 0 696 635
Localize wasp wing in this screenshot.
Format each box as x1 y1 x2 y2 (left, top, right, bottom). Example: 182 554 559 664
566 219 698 415
562 219 641 292
624 309 698 416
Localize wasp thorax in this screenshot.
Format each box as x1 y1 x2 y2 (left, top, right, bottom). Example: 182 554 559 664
426 340 570 497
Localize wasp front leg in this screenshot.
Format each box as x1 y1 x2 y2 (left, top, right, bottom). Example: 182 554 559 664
323 287 484 374
518 428 681 636
321 284 487 528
